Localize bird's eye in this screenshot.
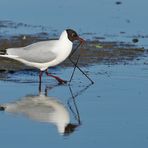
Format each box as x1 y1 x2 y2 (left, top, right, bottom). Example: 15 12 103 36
72 33 76 37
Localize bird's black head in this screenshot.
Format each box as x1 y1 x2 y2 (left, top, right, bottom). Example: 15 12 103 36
66 29 85 43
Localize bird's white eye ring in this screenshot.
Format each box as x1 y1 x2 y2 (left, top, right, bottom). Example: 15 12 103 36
72 33 75 37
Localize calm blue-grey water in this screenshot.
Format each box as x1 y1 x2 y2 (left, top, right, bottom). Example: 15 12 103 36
0 59 148 148
0 0 148 46
0 0 148 147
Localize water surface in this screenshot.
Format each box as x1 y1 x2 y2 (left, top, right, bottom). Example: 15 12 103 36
0 58 148 147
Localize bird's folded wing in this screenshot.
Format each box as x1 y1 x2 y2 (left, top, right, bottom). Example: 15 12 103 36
6 41 58 63
20 50 57 63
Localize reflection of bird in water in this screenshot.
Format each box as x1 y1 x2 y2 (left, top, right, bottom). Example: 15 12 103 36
0 84 92 135
0 91 79 135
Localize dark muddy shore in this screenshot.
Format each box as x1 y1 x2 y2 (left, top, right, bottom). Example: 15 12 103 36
0 32 147 71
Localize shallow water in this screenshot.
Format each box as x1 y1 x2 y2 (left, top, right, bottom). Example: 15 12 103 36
0 57 148 147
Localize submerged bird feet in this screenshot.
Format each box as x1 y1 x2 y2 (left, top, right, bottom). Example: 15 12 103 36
51 75 67 84
57 78 67 85
45 71 67 85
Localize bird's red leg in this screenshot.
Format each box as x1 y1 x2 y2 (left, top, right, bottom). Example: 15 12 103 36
45 69 67 84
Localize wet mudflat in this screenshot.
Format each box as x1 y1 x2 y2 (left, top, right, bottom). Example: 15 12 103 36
0 32 146 70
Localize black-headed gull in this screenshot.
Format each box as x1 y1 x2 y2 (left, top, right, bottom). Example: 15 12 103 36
0 29 84 84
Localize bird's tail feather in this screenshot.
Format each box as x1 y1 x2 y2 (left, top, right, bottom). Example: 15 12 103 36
0 50 6 55
0 54 18 59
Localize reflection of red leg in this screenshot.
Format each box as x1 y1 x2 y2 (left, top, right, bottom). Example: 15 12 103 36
45 69 67 84
38 71 43 92
39 71 43 83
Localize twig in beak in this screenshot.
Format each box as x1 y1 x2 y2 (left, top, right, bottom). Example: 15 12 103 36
69 57 94 84
69 55 80 83
69 42 82 58
68 37 94 84
69 37 85 58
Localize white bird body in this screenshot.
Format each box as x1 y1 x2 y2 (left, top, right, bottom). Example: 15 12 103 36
0 31 72 71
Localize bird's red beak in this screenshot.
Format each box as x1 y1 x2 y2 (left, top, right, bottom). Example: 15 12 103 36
77 36 85 44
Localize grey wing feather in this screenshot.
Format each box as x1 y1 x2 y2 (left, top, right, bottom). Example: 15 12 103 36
6 40 58 63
